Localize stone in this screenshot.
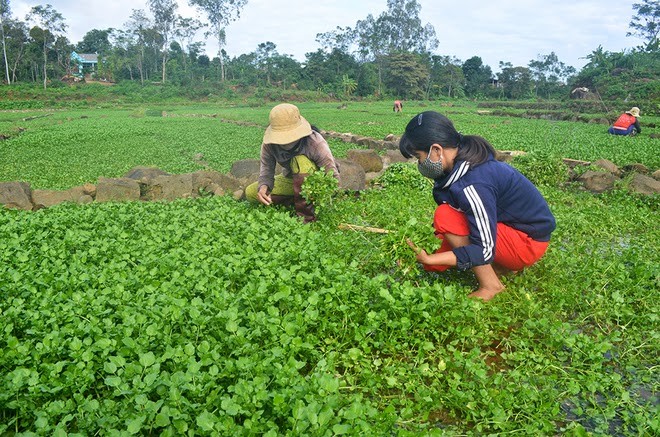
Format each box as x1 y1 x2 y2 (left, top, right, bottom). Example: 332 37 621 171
0 181 33 210
365 170 385 185
347 149 384 173
355 137 382 149
382 150 410 166
337 159 366 191
629 173 660 195
381 140 399 150
147 174 194 201
81 183 96 197
577 171 619 193
652 169 660 181
96 177 141 202
191 170 242 196
233 189 245 200
593 159 621 177
496 150 527 163
123 166 170 184
562 158 591 169
622 163 649 174
230 159 261 180
31 186 86 209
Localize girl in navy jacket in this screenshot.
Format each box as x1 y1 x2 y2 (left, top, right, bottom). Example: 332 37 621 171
402 111 556 301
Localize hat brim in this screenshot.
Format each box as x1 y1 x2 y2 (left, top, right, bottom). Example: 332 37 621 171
263 116 312 144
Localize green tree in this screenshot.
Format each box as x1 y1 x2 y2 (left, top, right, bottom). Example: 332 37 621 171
0 0 10 83
188 0 248 82
254 41 276 85
324 0 437 95
497 62 533 99
77 28 114 54
26 4 67 89
528 52 576 98
147 0 178 83
429 55 464 98
2 17 28 83
303 48 361 94
174 16 204 78
627 0 660 51
383 51 429 99
226 51 257 84
373 0 439 53
341 74 357 97
124 9 153 84
462 56 492 97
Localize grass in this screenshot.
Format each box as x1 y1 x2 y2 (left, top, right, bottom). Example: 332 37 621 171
0 99 658 435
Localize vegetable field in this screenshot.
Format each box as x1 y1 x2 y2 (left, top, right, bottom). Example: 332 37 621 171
1 101 658 435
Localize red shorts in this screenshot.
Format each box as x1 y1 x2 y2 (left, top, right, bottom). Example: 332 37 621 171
425 204 549 272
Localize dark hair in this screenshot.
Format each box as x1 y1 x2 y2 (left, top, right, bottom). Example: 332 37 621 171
399 111 496 165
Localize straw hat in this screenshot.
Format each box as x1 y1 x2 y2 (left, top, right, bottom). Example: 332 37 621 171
263 103 312 145
626 107 641 117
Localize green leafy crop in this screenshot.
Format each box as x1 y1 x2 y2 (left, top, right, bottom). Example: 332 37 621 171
0 100 658 435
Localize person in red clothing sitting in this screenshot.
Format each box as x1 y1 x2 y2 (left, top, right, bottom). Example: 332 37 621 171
608 107 641 136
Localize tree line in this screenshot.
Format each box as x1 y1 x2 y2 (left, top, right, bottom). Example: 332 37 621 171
0 0 658 102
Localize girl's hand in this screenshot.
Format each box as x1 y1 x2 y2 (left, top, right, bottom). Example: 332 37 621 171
406 239 429 263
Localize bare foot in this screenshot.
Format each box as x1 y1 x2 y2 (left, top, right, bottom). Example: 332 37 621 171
468 286 505 301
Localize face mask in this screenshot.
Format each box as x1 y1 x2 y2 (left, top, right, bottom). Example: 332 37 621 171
417 150 444 179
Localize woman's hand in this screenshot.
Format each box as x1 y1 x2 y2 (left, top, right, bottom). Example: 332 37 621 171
256 185 272 206
406 239 430 263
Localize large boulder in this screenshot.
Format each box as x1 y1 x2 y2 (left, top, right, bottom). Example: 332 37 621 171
96 177 141 202
577 171 619 193
382 150 410 166
146 174 194 201
32 186 88 209
622 163 649 175
347 149 383 173
0 181 33 210
337 159 366 191
381 140 399 150
191 170 243 196
629 173 660 195
355 137 383 150
124 166 170 184
230 159 261 180
593 159 621 177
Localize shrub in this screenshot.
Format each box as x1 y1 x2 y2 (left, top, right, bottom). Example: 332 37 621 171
372 163 432 191
511 152 570 187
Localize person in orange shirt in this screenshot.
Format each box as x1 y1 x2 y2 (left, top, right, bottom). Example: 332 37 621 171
608 107 641 136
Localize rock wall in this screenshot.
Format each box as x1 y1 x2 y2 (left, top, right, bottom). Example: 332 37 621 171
1 132 658 212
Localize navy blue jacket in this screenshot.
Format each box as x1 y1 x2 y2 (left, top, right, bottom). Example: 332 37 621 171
432 156 556 270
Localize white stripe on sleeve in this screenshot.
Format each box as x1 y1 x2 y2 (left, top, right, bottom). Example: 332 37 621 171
464 185 494 262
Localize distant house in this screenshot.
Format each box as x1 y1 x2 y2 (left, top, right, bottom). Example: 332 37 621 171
70 52 98 78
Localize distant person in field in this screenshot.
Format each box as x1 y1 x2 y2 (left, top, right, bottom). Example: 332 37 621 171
401 111 556 301
245 103 339 223
608 107 641 136
393 100 403 113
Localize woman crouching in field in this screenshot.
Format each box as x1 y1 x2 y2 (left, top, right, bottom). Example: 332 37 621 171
402 111 556 301
245 103 339 223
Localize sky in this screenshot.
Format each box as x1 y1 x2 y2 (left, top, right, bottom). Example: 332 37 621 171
10 0 648 73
